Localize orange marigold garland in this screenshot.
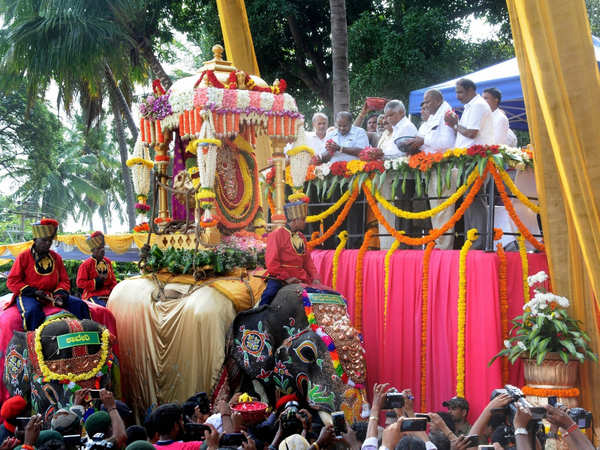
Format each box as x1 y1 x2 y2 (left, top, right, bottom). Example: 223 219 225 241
420 241 435 412
490 163 544 252
521 386 580 398
308 182 359 249
332 231 349 290
354 229 376 332
267 191 276 218
495 229 509 384
363 163 489 247
384 239 401 333
517 233 529 305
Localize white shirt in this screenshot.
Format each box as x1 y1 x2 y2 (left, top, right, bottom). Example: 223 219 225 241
455 94 493 148
324 125 369 162
306 131 327 157
382 116 417 159
490 109 518 146
418 101 456 154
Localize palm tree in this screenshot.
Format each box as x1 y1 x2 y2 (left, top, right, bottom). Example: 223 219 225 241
329 0 350 115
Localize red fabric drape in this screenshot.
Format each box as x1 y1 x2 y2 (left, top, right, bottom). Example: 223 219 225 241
311 249 548 419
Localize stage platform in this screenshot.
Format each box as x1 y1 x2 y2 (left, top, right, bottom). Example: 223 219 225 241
311 249 549 420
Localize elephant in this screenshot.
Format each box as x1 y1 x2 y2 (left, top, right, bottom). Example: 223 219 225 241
224 284 368 419
3 314 117 423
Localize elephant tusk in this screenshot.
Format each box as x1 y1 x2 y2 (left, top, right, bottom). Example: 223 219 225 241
318 410 333 426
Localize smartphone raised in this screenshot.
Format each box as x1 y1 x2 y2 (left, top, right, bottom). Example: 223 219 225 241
400 418 427 432
89 389 101 399
415 413 431 422
183 423 211 442
219 433 246 447
464 435 479 447
383 392 405 410
332 411 347 437
15 417 31 428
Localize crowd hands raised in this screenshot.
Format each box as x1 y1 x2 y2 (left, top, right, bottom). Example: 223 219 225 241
1 380 593 450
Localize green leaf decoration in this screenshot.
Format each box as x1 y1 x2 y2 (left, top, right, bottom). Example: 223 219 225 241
402 173 408 195
415 171 422 197
437 164 442 198
477 157 487 175
357 172 368 191
559 351 569 364
378 170 387 191
561 340 577 355
445 164 452 190
457 160 465 185
391 176 399 200
372 173 380 195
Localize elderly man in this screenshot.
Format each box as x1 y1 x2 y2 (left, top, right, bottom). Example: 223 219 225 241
407 90 457 249
76 231 118 306
306 112 328 158
445 78 493 249
6 218 90 330
321 111 369 163
482 88 518 147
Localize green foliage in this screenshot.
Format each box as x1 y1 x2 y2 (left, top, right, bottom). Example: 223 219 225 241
143 244 265 276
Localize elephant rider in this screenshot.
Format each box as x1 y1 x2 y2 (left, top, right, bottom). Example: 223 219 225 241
6 218 90 331
0 395 27 445
259 200 321 306
76 231 117 306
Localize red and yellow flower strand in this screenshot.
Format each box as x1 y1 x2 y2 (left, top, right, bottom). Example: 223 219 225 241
420 241 435 411
518 233 529 304
332 231 349 290
494 229 509 384
354 228 376 332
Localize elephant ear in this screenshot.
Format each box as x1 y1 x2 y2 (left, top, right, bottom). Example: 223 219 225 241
4 331 30 402
230 311 276 382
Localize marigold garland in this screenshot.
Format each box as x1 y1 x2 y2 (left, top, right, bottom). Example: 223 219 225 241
518 233 529 304
308 182 359 249
306 188 353 223
354 229 376 332
267 191 276 218
420 241 435 411
521 386 580 398
383 239 401 333
366 169 478 219
287 146 315 157
332 231 349 290
456 228 478 397
490 163 544 251
495 229 509 384
126 157 154 169
364 163 489 247
496 167 540 214
35 318 111 382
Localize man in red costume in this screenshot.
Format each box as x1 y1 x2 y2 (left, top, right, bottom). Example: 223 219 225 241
76 231 117 306
6 218 90 331
259 200 321 306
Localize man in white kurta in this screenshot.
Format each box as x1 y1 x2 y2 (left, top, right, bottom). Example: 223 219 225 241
482 88 518 147
307 112 328 159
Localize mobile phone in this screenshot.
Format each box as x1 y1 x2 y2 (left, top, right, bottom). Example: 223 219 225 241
89 389 101 399
415 413 431 422
63 435 83 446
400 418 427 432
478 446 495 449
332 411 347 436
530 406 547 420
383 392 405 409
219 433 246 447
548 396 557 407
183 423 211 442
465 435 479 447
15 417 31 428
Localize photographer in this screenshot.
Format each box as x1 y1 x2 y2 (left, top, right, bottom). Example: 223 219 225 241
545 404 594 450
0 395 28 445
150 404 203 450
468 393 512 444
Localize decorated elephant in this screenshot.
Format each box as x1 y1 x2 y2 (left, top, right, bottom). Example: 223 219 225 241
3 314 117 422
224 284 368 420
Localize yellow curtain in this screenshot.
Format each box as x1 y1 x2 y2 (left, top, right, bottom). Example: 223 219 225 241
56 235 92 255
507 0 600 437
103 235 135 254
6 241 32 256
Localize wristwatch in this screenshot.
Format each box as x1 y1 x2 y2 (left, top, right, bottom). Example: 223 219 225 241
514 427 528 436
340 146 345 153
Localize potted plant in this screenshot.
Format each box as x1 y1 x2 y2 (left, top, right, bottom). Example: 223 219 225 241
490 271 597 387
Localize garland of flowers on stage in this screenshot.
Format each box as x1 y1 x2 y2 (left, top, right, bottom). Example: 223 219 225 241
456 228 478 397
517 233 529 304
420 241 435 411
521 386 580 398
494 228 510 384
307 181 359 249
34 318 112 383
489 163 545 251
383 239 401 333
354 229 376 332
496 167 540 214
301 290 362 388
332 231 349 290
305 188 353 223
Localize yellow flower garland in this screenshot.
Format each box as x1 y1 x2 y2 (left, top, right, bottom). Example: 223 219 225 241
126 157 154 169
306 186 353 223
420 241 435 411
35 318 111 382
496 167 540 214
518 233 529 304
347 160 366 175
456 228 478 397
186 139 200 155
366 168 478 219
332 231 349 290
287 145 315 157
383 239 401 333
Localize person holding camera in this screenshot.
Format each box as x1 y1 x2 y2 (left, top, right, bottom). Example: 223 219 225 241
545 404 595 450
441 398 471 437
0 395 28 445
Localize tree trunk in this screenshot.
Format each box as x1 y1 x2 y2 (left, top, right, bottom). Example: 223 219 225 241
104 63 138 141
108 85 137 230
329 0 350 116
140 38 173 91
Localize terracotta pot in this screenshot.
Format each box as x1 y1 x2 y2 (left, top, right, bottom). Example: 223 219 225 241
366 97 387 111
523 352 579 388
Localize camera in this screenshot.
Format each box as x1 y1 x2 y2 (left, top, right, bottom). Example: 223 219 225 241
332 411 347 437
383 392 405 410
568 407 593 429
464 435 479 447
83 433 114 450
183 423 211 442
280 401 303 436
219 433 246 447
491 385 546 423
400 418 428 432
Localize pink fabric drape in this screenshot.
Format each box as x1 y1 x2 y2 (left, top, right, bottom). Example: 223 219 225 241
311 249 549 419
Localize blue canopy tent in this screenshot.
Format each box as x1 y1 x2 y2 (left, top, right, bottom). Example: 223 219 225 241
408 36 600 130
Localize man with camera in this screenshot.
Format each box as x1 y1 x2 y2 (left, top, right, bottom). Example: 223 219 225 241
441 397 471 437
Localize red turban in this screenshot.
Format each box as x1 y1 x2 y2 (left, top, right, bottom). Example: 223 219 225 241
275 393 299 412
1 395 27 420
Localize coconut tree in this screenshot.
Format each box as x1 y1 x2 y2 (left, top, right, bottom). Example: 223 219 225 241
329 0 350 115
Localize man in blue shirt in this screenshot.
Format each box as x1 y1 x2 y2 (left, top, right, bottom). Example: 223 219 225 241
319 111 369 163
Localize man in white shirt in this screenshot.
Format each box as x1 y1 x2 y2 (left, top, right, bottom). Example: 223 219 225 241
407 90 457 249
382 100 418 159
321 111 369 163
445 79 494 250
482 88 518 147
306 112 328 159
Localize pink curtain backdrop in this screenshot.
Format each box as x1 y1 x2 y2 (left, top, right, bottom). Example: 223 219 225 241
311 249 549 420
0 300 118 403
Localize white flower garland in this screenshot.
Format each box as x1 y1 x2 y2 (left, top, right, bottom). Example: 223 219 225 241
131 139 151 196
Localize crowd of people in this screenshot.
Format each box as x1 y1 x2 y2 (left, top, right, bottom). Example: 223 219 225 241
0 383 594 450
301 78 520 250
